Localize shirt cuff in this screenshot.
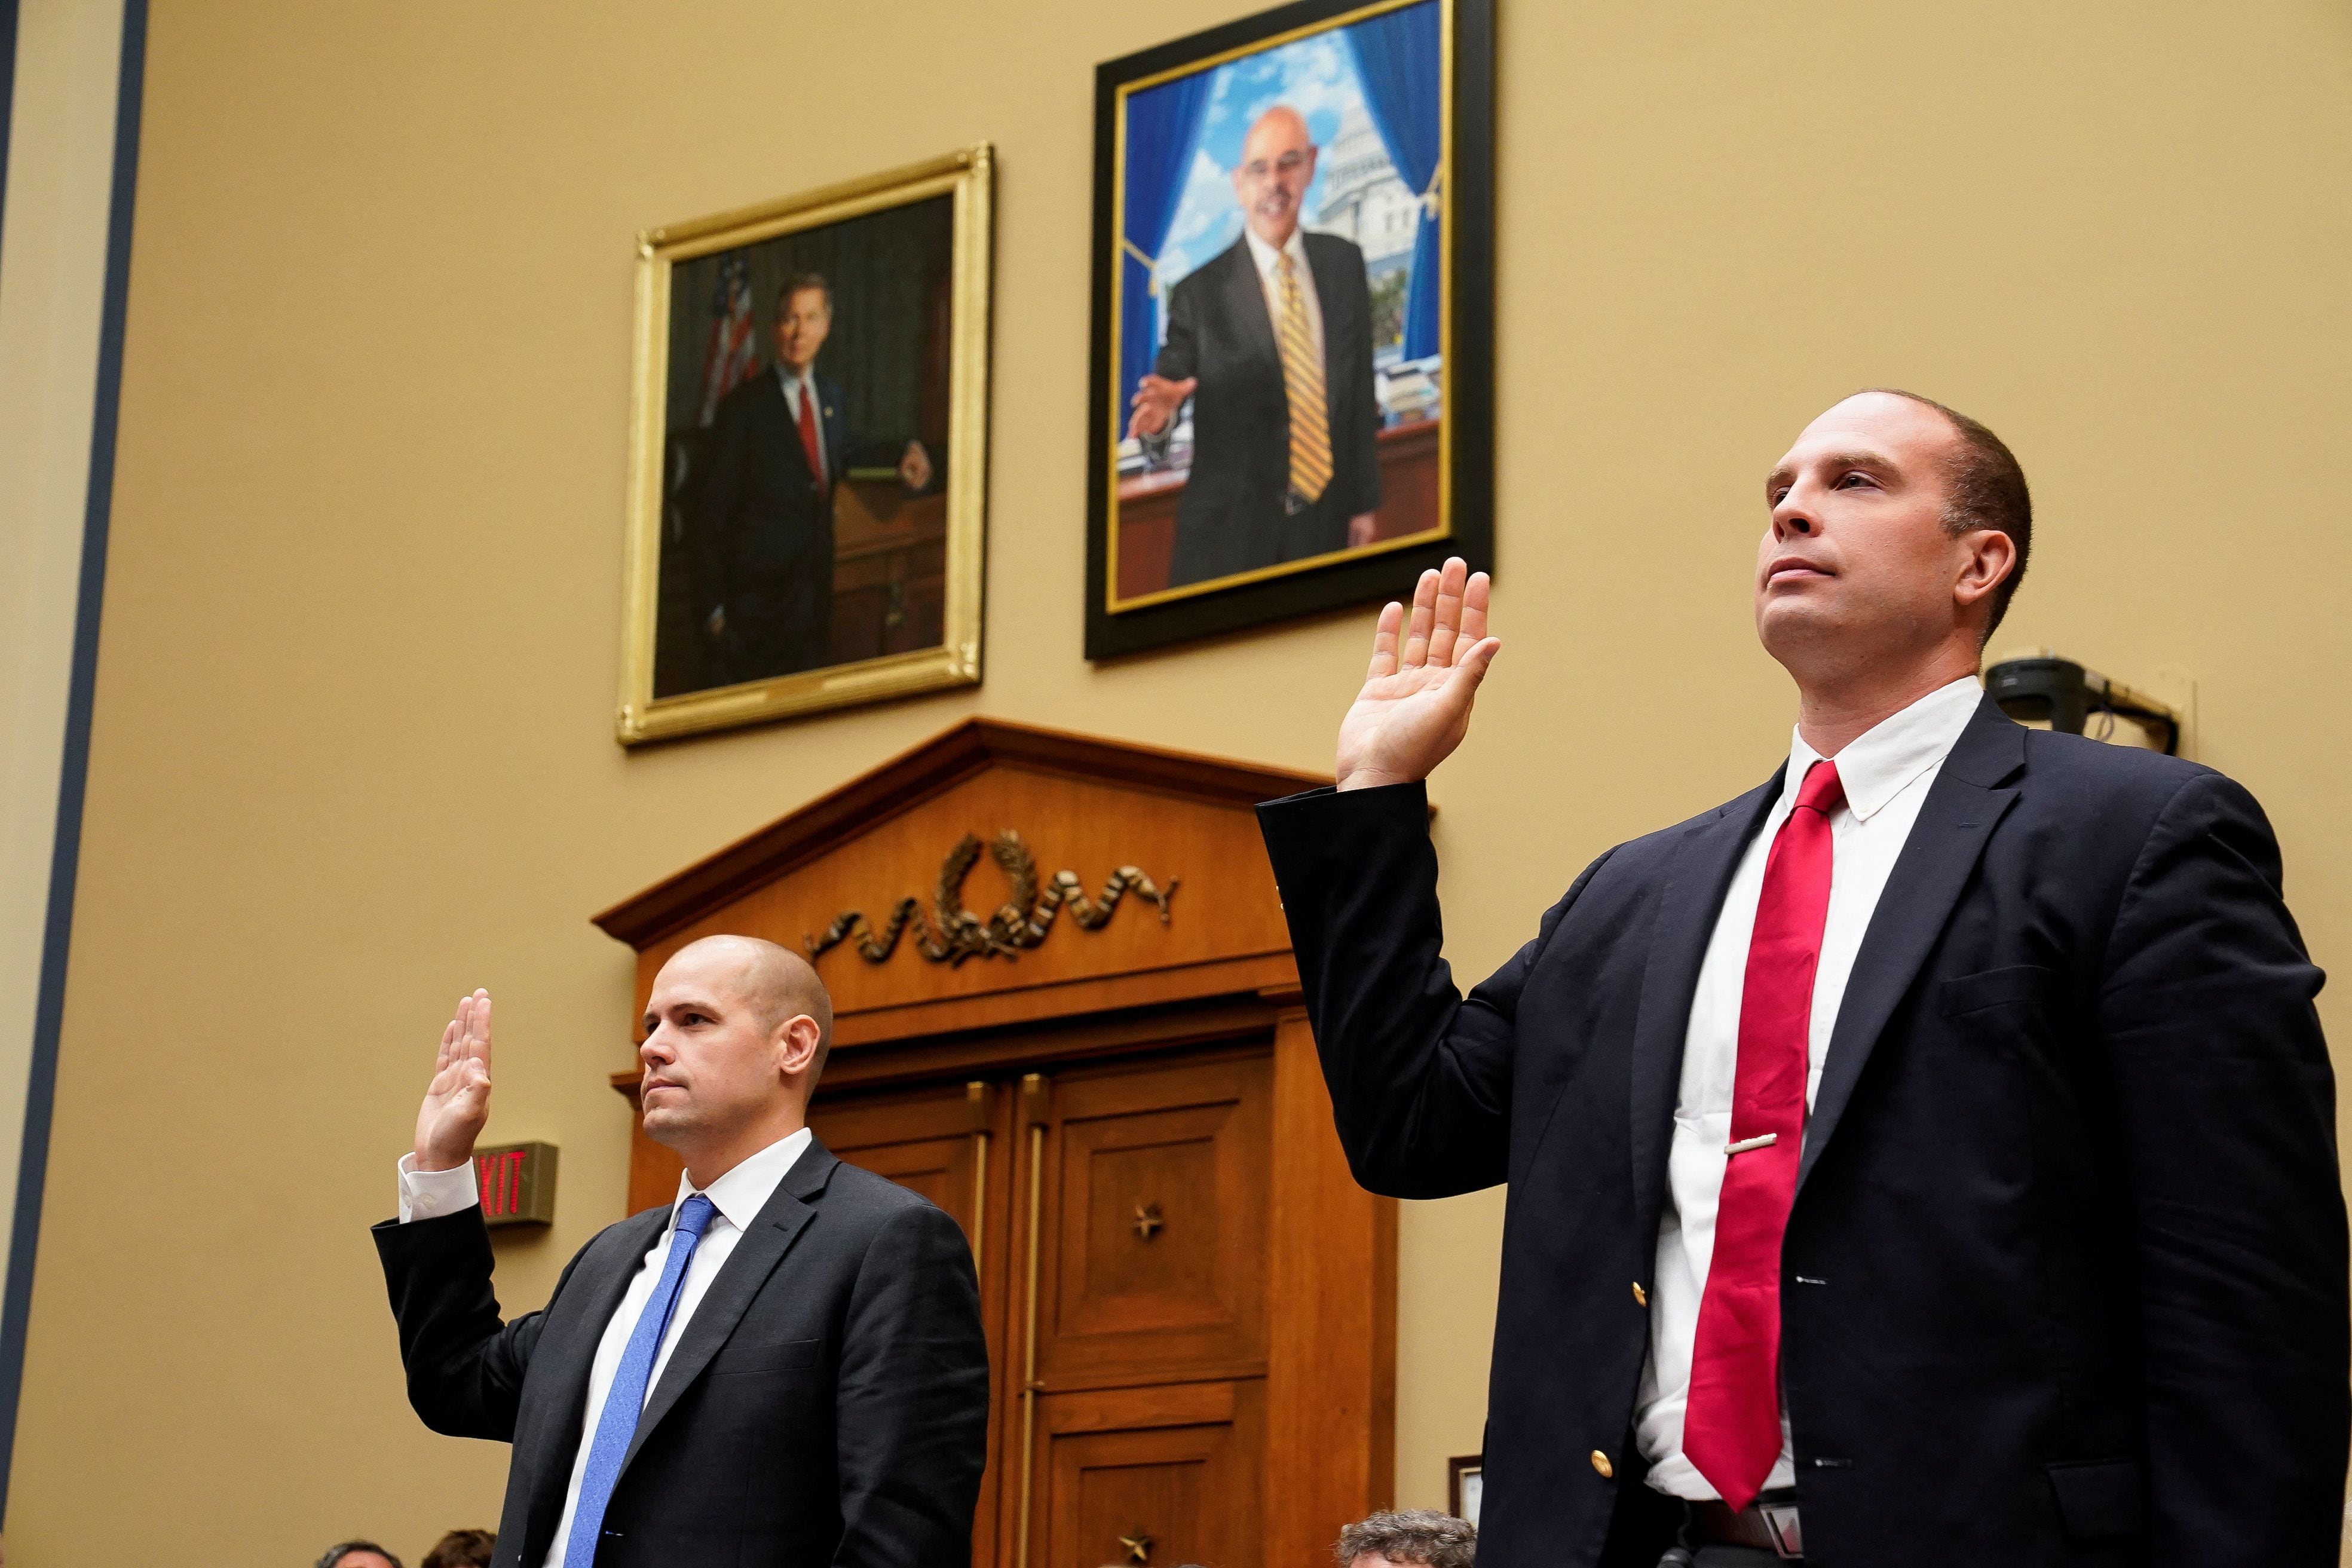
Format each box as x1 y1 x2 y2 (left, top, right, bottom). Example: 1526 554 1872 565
397 1151 480 1223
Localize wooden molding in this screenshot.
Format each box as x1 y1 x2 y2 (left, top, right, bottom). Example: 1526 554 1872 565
592 716 1328 948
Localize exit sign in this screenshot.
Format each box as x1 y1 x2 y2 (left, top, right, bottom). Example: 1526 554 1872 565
475 1141 558 1227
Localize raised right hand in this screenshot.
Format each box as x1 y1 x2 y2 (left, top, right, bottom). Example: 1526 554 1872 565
1126 373 1198 440
1335 558 1500 791
414 989 493 1172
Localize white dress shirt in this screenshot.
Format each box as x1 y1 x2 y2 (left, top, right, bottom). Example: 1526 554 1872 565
1242 224 1324 365
397 1126 815 1567
1634 676 1982 1500
776 363 826 483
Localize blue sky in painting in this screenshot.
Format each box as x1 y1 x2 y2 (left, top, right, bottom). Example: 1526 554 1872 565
1149 30 1370 286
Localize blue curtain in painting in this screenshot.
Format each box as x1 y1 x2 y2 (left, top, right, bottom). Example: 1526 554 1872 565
1121 74 1214 412
1345 1 1443 360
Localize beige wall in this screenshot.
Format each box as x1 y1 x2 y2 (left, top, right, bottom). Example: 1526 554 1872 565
11 1 2351 1560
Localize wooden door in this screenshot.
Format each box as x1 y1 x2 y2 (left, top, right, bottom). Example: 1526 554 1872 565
806 1077 1003 1252
615 1018 1385 1568
1002 1047 1274 1568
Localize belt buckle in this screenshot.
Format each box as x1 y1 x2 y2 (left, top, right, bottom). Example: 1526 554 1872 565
1757 1499 1802 1559
1282 487 1310 516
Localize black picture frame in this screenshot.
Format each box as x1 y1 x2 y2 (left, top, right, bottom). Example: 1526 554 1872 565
1084 0 1494 659
1448 1453 1483 1527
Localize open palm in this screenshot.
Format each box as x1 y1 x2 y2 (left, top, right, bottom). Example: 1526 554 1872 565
1336 558 1501 791
414 988 494 1171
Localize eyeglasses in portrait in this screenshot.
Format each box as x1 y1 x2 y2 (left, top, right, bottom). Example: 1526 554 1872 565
617 147 992 743
1085 0 1492 659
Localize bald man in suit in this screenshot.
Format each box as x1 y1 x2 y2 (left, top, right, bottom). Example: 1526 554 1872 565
1129 106 1382 588
375 937 988 1568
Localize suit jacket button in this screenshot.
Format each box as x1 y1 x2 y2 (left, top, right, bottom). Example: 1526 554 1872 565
1590 1450 1614 1478
1631 1282 1649 1307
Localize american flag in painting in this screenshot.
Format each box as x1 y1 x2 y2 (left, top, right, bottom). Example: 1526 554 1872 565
697 253 760 427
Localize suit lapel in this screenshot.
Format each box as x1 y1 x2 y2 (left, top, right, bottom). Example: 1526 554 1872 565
616 1139 840 1477
1629 774 1783 1242
1797 699 2026 1190
523 1205 671 1538
1221 240 1280 373
1303 236 1353 378
819 375 846 483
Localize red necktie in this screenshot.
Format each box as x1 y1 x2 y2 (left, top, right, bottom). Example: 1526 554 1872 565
795 382 825 485
1684 758 1844 1510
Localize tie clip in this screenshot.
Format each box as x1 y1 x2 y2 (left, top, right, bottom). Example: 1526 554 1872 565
1724 1133 1779 1155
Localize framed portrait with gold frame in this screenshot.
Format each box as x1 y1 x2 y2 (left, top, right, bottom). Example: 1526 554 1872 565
1084 0 1492 659
617 146 992 744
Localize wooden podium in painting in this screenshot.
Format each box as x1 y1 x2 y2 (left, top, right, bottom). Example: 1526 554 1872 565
590 719 1396 1568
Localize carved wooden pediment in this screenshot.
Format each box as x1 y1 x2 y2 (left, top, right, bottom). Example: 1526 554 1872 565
591 719 1326 1048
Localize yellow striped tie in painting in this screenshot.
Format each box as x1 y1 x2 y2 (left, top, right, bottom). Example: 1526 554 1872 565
1276 253 1333 502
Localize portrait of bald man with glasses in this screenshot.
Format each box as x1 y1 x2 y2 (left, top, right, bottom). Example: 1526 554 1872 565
1128 104 1383 590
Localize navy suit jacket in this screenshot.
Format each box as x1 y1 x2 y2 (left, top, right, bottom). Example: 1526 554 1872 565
374 1138 989 1568
694 369 853 611
1258 698 2346 1567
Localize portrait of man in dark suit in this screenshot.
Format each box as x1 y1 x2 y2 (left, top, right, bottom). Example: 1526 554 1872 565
694 274 935 686
1128 105 1382 589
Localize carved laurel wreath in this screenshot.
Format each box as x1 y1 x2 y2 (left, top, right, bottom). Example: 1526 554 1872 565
804 830 1178 967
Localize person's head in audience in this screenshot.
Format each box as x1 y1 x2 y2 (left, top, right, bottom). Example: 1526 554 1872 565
1334 1509 1477 1568
316 1545 402 1568
421 1529 497 1568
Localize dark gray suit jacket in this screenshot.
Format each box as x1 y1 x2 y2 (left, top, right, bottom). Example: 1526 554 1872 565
1258 698 2347 1567
374 1138 989 1568
1152 231 1382 586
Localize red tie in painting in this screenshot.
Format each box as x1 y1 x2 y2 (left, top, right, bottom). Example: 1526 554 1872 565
797 382 825 485
1684 758 1844 1510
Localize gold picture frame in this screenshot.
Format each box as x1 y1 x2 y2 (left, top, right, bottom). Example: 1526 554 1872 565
617 146 993 744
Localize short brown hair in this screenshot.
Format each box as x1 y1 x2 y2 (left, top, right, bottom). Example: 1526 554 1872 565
1860 387 2032 639
421 1530 495 1568
1334 1509 1476 1568
776 271 833 316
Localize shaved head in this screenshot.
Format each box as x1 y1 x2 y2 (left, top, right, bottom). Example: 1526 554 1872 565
637 933 837 1182
671 933 834 1074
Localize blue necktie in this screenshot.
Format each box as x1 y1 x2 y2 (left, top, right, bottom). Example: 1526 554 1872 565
562 1193 718 1567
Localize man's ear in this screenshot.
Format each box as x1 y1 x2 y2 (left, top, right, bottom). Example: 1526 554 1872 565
775 1013 823 1079
1953 528 2017 610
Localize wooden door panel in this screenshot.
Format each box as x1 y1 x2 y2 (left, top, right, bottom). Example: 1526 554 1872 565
809 1079 994 1248
1034 1381 1262 1568
1037 1051 1271 1387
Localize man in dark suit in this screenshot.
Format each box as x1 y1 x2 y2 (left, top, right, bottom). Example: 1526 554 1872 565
1257 391 2347 1565
696 274 935 683
1128 105 1382 587
374 936 988 1568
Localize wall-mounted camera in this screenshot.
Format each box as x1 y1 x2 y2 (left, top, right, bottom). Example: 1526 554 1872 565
1983 653 2180 755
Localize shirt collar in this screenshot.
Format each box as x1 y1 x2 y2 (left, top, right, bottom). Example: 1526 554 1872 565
775 363 814 400
672 1125 812 1235
1242 223 1308 280
1782 675 1982 822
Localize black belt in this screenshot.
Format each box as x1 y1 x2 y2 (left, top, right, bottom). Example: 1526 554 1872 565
1689 1490 1802 1558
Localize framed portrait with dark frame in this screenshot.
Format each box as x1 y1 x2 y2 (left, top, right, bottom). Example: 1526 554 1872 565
1447 1453 1483 1528
1084 0 1493 659
617 147 993 745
